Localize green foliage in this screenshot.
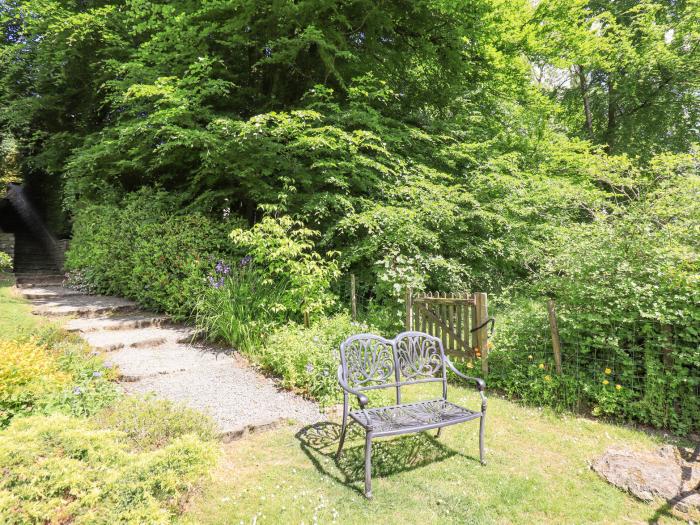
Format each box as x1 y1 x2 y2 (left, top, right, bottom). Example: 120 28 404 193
66 189 236 320
194 262 289 353
0 251 11 272
490 166 700 433
230 216 339 318
259 314 378 405
194 216 338 351
0 328 118 426
95 396 218 451
0 413 218 524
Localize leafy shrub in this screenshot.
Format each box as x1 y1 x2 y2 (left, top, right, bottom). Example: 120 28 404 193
95 396 218 451
66 188 236 320
489 172 700 434
0 251 11 272
194 261 289 352
258 314 377 405
230 215 339 319
0 414 218 523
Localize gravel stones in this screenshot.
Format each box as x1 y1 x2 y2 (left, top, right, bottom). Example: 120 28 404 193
22 283 325 438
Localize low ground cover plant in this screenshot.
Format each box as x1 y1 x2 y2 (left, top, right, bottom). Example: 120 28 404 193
0 413 218 524
259 314 376 405
0 298 220 523
0 328 118 426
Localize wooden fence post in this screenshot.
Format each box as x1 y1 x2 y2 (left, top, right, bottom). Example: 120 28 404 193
473 292 489 375
547 299 563 375
350 274 357 321
405 287 413 331
303 311 310 328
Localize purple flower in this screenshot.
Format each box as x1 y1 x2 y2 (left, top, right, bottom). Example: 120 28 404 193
92 371 102 378
73 386 82 395
103 363 113 369
215 261 225 274
239 255 252 268
305 363 314 374
208 274 226 289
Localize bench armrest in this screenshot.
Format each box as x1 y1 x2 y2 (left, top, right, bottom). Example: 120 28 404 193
337 365 369 408
444 358 486 392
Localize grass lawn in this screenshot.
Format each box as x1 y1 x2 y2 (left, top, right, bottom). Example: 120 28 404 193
187 384 685 525
0 274 42 338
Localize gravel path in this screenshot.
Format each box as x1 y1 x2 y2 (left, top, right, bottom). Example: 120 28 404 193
21 285 324 438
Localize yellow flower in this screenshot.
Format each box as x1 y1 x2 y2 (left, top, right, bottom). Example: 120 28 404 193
615 384 622 390
544 375 551 382
528 355 533 360
604 368 612 375
602 379 609 385
487 341 494 349
538 363 545 369
466 361 474 369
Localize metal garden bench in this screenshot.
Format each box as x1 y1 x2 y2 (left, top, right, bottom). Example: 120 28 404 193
336 331 487 498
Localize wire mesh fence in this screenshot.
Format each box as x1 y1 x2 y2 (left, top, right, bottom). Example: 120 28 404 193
488 300 700 435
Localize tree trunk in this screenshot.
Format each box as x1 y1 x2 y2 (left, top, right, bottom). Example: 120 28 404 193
576 65 594 140
605 74 616 153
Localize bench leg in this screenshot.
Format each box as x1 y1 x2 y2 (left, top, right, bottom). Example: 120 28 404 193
364 433 373 499
336 395 349 460
479 413 486 465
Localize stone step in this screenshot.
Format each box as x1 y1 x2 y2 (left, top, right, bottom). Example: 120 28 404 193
15 274 64 286
83 327 194 352
106 343 219 380
19 286 83 300
32 295 138 318
65 314 170 333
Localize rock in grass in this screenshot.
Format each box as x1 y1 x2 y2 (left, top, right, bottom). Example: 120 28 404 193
591 445 700 520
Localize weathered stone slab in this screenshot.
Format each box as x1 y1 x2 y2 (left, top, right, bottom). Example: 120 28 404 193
65 314 169 333
19 286 83 299
82 327 192 352
592 445 700 520
32 294 138 318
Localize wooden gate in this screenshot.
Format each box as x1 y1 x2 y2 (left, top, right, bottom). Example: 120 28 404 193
405 291 491 374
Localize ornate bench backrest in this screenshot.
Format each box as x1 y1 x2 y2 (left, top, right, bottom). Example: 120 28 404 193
339 331 447 404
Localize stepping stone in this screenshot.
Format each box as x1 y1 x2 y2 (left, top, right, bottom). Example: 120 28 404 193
19 286 83 299
65 314 170 333
592 445 700 520
107 343 223 380
82 327 193 352
32 294 138 318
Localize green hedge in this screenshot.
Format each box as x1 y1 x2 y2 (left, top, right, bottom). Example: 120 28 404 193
66 189 237 320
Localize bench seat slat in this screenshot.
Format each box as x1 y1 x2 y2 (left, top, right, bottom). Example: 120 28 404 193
349 399 481 437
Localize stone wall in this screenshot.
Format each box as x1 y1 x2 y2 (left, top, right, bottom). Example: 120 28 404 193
0 231 15 270
56 239 69 272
